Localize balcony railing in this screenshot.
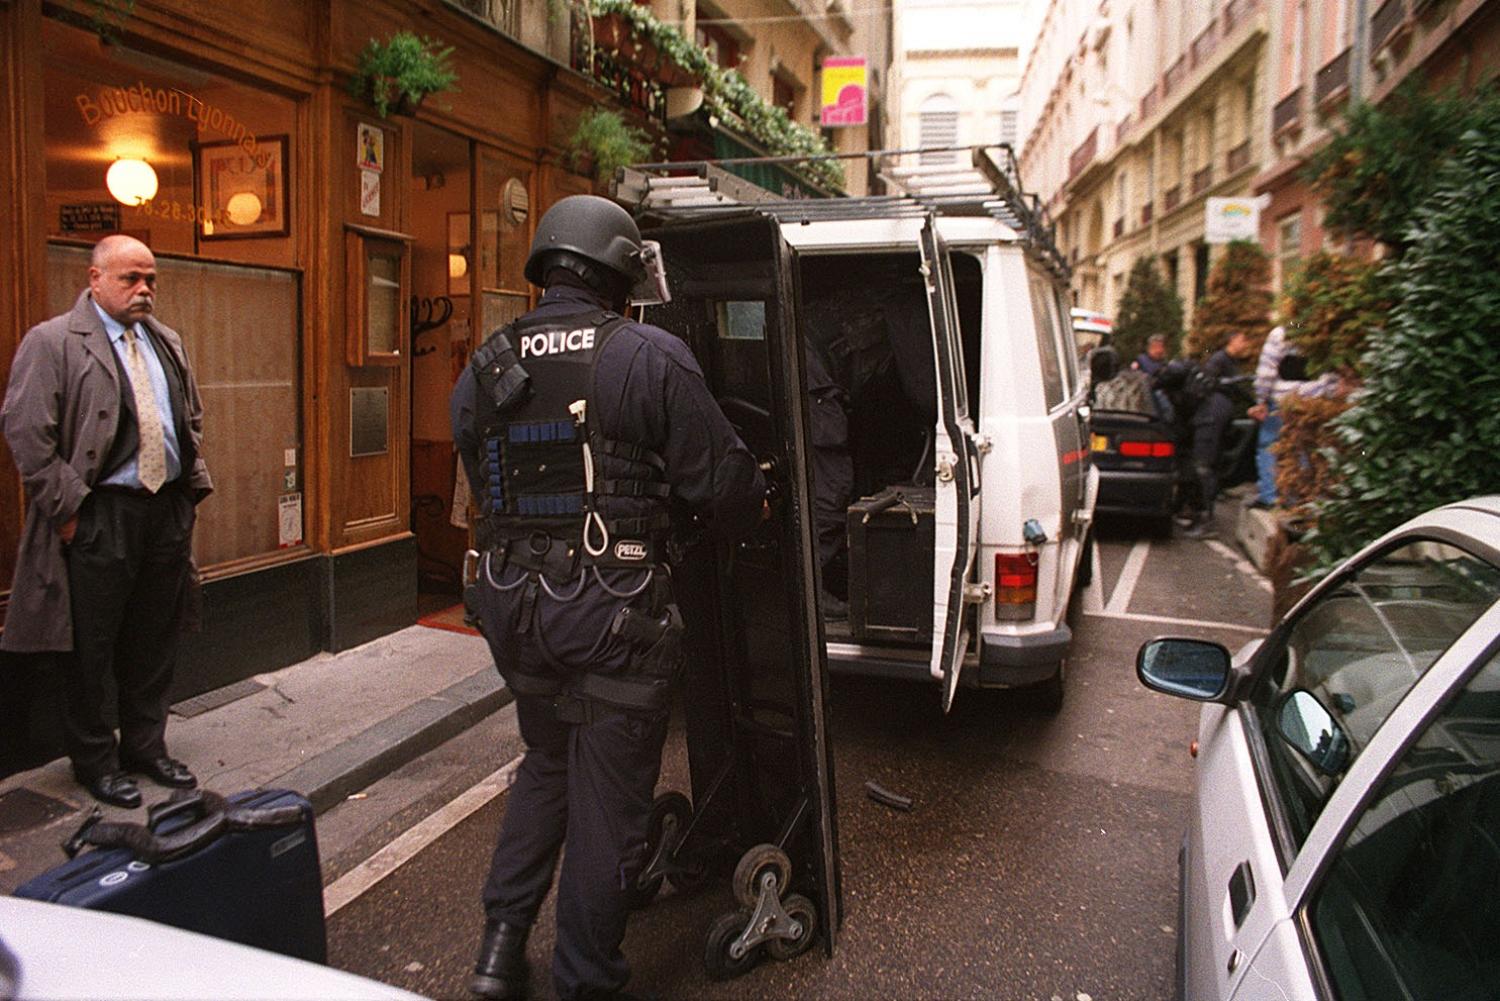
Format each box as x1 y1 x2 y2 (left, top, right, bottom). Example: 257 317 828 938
1222 0 1261 34
1315 48 1351 105
1163 56 1188 99
1142 201 1154 225
1226 140 1251 174
1191 165 1213 197
1273 87 1302 134
1190 22 1220 70
1139 86 1161 123
1113 217 1125 238
1371 0 1405 51
1164 185 1182 211
1069 126 1099 181
447 0 520 35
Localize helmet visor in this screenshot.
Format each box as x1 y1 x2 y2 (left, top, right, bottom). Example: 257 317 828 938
628 240 672 306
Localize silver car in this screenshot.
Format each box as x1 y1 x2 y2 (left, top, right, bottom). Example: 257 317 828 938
1137 496 1500 1000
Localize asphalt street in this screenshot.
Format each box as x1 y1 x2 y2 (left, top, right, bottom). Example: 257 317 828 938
321 505 1272 1000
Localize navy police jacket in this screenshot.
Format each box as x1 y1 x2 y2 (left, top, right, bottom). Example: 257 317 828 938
450 284 767 557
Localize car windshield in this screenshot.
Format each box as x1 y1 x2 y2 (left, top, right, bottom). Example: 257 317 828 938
1252 539 1500 848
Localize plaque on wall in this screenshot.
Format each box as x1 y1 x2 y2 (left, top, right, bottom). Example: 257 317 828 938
350 387 389 457
60 202 121 233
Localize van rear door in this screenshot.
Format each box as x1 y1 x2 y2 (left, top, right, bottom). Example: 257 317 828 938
919 217 980 713
641 211 842 954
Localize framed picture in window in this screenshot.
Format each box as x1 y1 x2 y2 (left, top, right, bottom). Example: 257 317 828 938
195 135 290 240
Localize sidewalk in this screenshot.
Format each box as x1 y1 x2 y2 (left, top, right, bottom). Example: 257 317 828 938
0 620 509 896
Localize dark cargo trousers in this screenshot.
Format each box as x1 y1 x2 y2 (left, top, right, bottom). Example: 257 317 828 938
481 690 669 1000
62 485 194 780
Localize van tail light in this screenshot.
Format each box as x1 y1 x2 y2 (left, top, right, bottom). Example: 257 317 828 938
995 552 1038 620
1118 440 1175 458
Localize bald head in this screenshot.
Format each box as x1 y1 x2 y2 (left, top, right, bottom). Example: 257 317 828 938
89 235 157 324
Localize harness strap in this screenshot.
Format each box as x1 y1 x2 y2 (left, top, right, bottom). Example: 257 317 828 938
572 671 671 714
594 437 666 474
596 478 671 500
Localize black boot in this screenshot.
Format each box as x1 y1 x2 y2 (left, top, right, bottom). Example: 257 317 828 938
469 920 530 1000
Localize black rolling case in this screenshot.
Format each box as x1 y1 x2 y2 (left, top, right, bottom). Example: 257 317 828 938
13 788 326 963
847 486 935 642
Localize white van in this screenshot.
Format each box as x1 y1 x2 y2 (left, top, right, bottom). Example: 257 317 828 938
619 148 1096 712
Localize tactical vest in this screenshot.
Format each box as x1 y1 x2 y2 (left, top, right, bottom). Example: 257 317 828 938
469 308 672 571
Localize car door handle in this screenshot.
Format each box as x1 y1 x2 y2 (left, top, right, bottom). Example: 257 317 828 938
1228 860 1256 929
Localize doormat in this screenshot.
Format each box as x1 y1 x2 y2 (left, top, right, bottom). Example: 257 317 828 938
0 788 73 834
170 678 268 719
417 603 480 637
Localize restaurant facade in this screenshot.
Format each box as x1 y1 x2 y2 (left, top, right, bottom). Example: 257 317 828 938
0 0 667 700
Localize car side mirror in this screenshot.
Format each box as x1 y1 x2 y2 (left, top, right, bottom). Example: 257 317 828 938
1276 691 1350 777
1137 638 1233 701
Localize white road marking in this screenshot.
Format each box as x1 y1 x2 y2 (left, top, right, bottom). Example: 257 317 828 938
1205 538 1274 593
324 754 524 917
1105 540 1152 615
1084 609 1268 634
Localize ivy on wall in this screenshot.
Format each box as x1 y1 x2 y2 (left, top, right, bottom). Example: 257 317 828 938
585 0 845 192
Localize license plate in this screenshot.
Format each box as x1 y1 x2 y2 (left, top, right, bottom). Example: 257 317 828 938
1090 434 1109 452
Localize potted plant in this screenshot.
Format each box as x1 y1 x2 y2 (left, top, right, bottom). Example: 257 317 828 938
567 108 652 183
352 31 459 118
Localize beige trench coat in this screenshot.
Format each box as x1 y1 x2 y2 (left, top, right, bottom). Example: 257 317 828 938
1 290 212 652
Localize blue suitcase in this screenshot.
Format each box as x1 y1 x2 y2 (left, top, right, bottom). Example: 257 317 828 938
13 788 326 963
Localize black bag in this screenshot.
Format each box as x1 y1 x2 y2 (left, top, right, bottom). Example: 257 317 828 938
14 788 326 963
847 486 936 642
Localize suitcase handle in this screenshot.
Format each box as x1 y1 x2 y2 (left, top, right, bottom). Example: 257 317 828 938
861 491 919 525
147 789 212 831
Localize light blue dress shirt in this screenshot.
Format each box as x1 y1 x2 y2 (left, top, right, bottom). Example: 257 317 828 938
92 300 183 488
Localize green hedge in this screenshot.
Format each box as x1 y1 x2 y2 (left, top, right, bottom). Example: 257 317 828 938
1304 97 1500 571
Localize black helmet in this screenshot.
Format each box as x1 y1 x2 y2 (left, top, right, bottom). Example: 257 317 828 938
524 195 645 292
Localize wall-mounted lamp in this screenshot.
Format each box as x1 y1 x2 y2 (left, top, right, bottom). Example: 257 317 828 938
105 158 159 206
448 253 468 280
225 191 263 226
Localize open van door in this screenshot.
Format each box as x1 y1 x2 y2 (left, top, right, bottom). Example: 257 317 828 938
919 216 981 713
639 211 842 962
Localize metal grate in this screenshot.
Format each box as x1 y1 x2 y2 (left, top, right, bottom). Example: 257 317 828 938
0 788 73 834
170 677 267 719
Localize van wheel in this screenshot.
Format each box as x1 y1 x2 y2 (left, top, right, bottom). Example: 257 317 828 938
1023 659 1066 714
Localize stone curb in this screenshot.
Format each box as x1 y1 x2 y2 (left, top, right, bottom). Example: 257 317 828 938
270 668 513 815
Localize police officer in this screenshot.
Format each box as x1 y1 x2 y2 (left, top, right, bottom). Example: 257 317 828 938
451 195 767 1001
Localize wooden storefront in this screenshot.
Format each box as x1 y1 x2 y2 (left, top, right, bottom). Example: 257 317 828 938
0 0 615 702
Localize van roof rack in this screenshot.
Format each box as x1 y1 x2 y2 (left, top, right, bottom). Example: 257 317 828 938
612 144 1069 279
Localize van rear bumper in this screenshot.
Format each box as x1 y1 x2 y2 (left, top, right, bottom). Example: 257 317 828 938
977 625 1072 686
826 624 1071 688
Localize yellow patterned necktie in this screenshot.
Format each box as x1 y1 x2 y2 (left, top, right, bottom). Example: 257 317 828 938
123 327 167 493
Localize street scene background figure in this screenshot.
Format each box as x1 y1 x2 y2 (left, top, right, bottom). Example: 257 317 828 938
1 234 212 810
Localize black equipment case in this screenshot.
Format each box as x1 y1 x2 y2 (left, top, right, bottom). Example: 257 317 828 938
847 486 935 643
14 788 326 963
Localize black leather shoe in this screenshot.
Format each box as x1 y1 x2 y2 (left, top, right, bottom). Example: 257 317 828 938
124 756 197 789
469 921 530 1000
79 771 142 809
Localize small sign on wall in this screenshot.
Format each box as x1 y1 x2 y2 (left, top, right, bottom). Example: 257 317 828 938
360 169 381 216
357 123 384 172
278 492 303 548
60 202 122 232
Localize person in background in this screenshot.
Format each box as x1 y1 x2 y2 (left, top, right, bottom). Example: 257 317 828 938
1 235 211 809
1176 331 1256 538
1247 325 1343 510
1133 333 1169 376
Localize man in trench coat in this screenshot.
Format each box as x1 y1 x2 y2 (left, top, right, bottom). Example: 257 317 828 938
2 235 212 808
